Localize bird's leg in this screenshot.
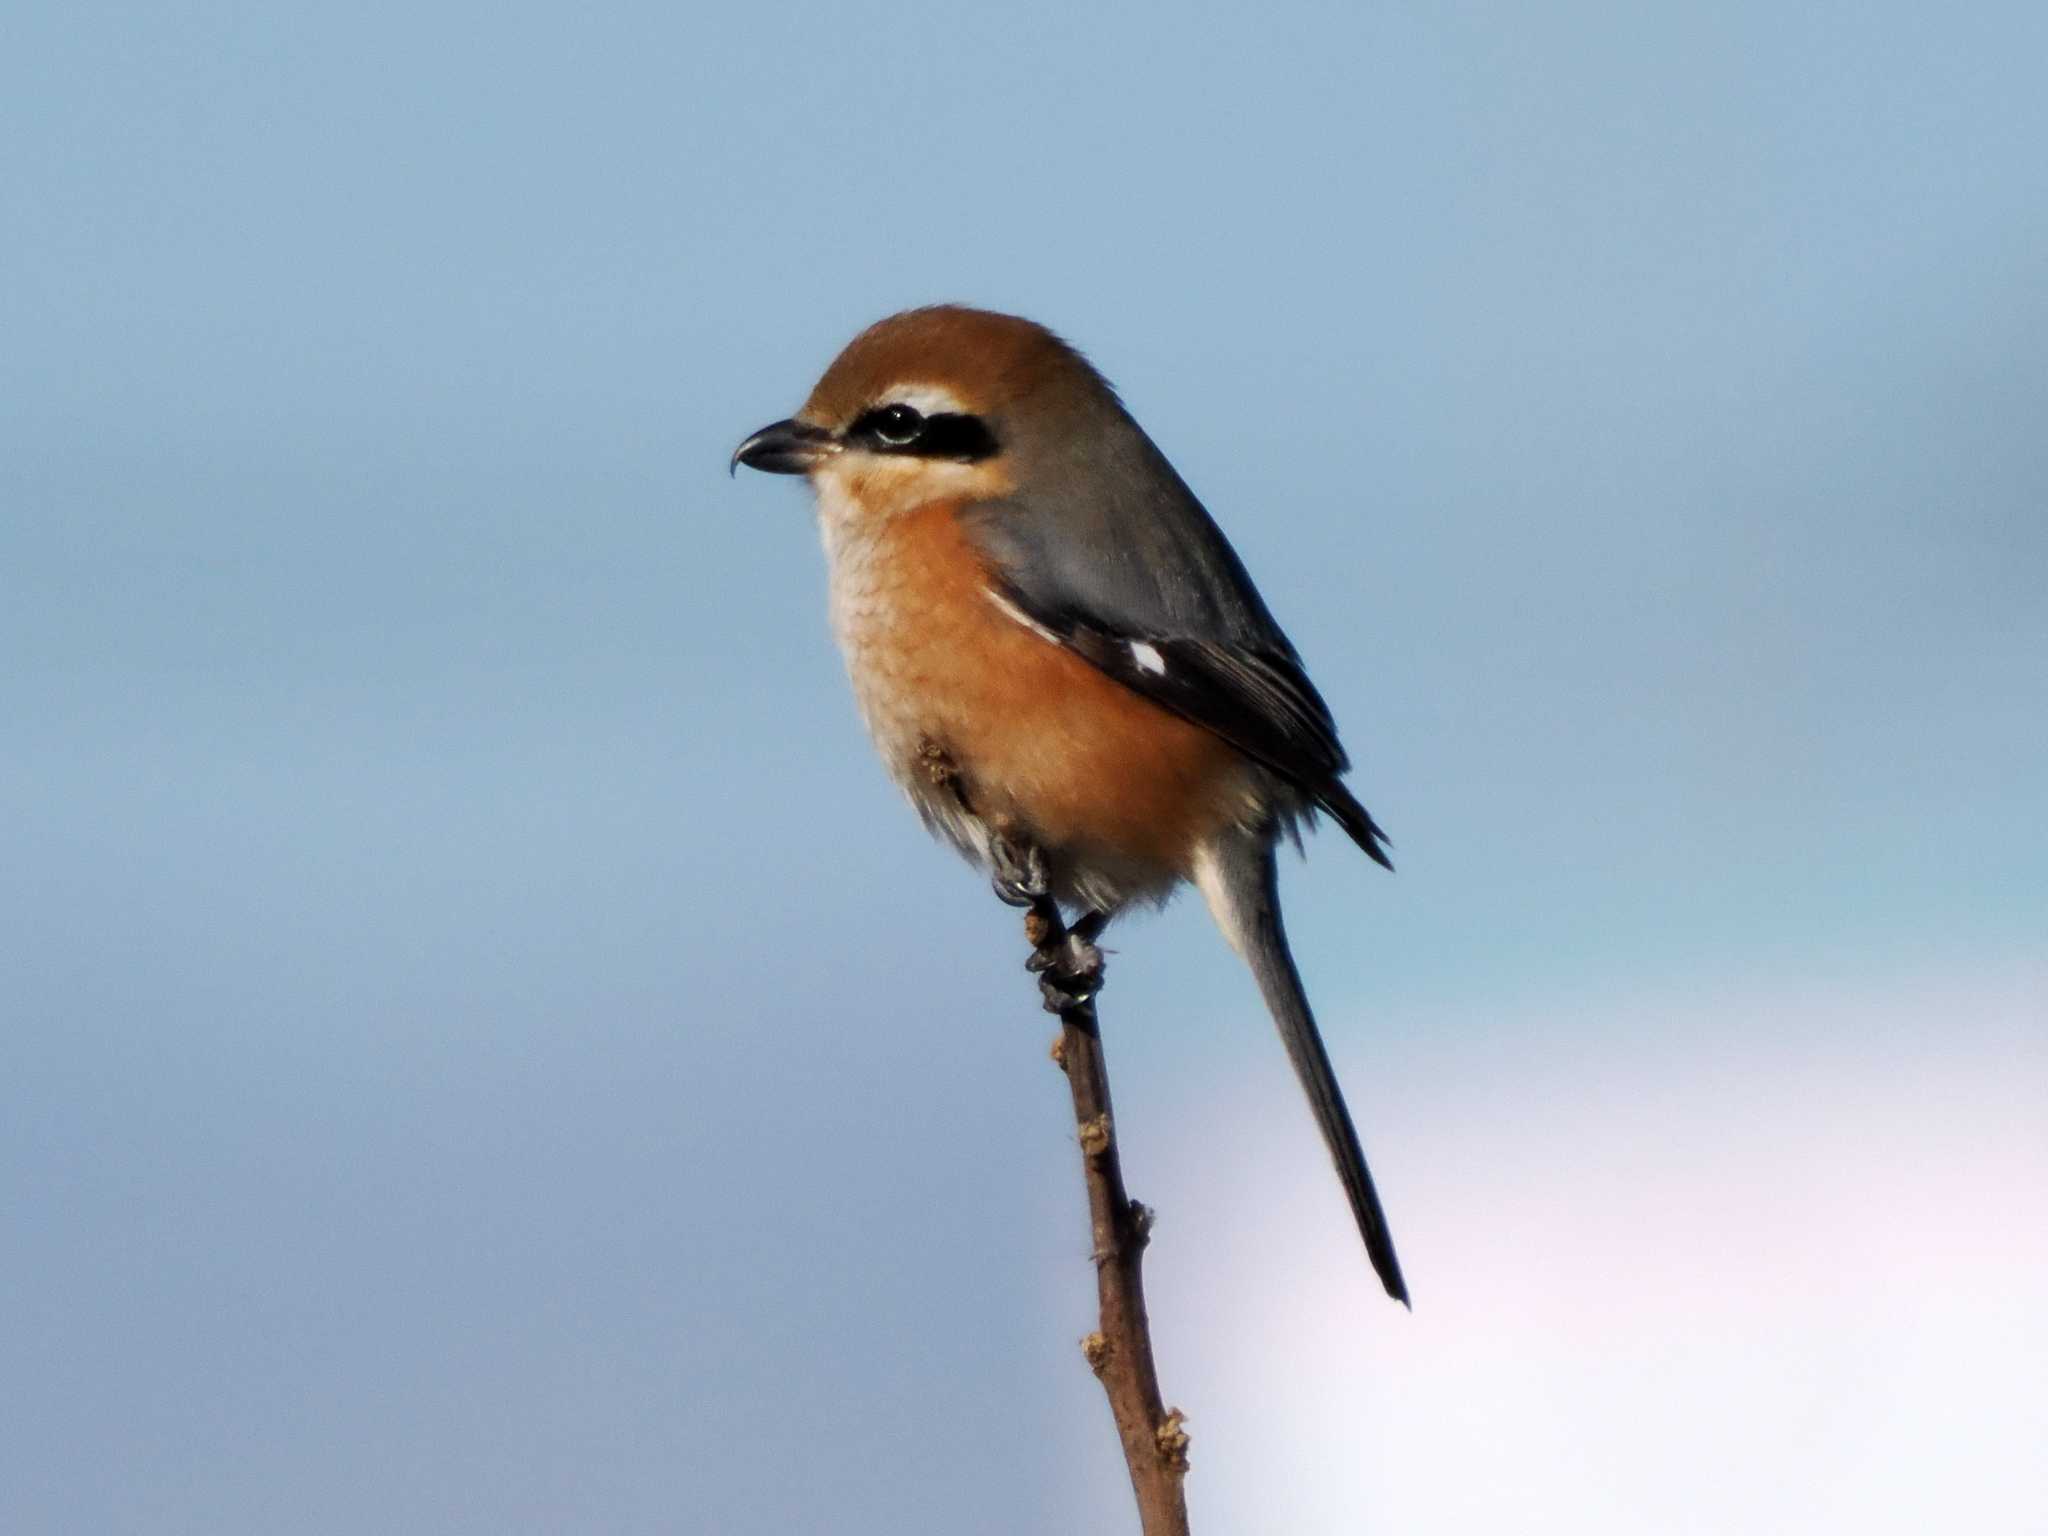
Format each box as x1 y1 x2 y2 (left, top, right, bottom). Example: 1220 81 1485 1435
917 734 1047 912
1069 909 1110 945
925 728 1102 1003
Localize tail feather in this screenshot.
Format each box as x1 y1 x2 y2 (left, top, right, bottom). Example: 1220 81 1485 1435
1318 780 1394 871
1195 833 1410 1306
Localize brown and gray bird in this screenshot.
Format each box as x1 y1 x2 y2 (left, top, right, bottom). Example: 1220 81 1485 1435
734 306 1408 1304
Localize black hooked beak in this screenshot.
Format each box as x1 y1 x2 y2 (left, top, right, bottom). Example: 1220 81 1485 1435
730 418 837 477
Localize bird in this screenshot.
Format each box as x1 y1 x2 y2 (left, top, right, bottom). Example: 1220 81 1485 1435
732 305 1408 1305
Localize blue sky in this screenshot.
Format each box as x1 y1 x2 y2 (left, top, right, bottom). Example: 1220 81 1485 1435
4 3 2044 1531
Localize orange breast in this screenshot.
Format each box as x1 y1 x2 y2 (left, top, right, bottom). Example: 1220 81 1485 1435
831 499 1255 880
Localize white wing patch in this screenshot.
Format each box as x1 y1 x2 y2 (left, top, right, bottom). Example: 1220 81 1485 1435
1128 640 1167 675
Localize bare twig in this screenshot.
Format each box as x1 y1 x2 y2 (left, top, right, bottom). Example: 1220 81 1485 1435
1024 897 1191 1536
922 737 1191 1532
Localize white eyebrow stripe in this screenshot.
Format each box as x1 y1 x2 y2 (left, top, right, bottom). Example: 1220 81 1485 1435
983 587 1064 646
1127 640 1167 675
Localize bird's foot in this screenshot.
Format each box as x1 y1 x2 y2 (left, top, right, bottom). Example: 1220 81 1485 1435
989 834 1050 909
1027 908 1107 1011
989 837 1105 1009
1031 932 1104 1010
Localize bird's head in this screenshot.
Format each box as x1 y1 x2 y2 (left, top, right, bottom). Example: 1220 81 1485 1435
731 305 1117 519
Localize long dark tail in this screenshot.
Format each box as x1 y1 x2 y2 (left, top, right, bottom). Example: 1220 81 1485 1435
1198 832 1409 1306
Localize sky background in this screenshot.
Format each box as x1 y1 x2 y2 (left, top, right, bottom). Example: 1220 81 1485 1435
4 3 2044 1532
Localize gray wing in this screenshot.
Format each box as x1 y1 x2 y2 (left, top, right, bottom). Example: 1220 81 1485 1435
959 401 1391 867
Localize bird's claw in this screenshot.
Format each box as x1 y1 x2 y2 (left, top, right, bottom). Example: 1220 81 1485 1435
1033 932 1104 1012
989 835 1049 909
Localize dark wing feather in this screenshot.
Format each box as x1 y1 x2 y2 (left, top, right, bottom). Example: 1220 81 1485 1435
961 396 1391 868
1050 621 1344 783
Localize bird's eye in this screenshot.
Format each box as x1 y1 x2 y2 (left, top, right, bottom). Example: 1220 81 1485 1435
867 403 924 445
847 400 998 462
